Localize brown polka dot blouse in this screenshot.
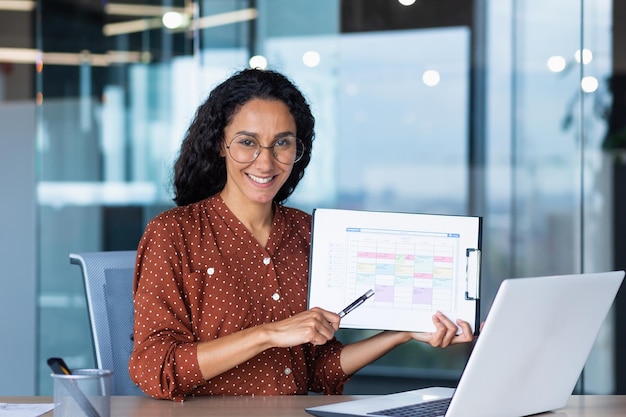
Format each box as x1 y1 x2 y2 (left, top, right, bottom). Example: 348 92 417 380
129 195 349 401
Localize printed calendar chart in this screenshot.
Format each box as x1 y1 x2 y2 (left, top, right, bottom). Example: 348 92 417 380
345 228 458 312
309 209 482 333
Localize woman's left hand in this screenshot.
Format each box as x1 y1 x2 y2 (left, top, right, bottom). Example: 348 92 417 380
410 311 474 348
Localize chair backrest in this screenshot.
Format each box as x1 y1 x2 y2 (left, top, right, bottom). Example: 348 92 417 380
70 251 145 396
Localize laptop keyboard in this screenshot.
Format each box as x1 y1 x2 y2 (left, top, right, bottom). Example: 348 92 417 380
368 397 451 417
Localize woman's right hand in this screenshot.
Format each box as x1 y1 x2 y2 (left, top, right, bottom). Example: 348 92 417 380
264 307 340 347
196 307 339 380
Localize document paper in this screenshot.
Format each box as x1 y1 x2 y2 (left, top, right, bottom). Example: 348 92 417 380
308 208 481 332
0 403 54 417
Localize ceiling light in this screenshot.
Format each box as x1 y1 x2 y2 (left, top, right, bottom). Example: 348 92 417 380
103 18 162 37
302 51 321 68
193 8 257 30
0 47 146 66
249 55 267 69
547 55 567 72
422 70 440 87
581 76 598 93
574 48 593 65
0 0 35 12
162 12 185 29
103 8 257 36
105 3 187 17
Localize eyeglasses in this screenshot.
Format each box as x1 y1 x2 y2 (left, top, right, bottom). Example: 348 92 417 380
225 134 305 165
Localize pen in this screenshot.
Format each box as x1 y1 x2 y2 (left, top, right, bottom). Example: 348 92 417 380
338 289 375 318
47 357 72 375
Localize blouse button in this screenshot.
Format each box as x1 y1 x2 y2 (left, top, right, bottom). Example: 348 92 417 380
284 367 292 375
207 267 214 275
263 257 271 265
272 293 280 301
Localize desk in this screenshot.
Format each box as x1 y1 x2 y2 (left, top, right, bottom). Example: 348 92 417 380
2 395 625 417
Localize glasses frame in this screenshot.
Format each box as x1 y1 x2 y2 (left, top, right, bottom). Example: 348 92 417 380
225 135 305 165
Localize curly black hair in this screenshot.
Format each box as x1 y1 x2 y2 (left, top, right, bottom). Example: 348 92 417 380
173 68 315 206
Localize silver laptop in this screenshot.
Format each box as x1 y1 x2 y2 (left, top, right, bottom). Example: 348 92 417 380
306 271 624 417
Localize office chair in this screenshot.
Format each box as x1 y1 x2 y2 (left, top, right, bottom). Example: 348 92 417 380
70 250 145 396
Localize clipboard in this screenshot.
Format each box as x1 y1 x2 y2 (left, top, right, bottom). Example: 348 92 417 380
307 208 482 333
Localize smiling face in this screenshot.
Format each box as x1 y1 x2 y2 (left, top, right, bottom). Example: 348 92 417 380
220 98 297 211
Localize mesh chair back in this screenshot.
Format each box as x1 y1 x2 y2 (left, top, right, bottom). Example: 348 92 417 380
70 251 144 396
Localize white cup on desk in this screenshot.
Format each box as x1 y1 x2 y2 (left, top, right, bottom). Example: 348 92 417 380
51 369 112 417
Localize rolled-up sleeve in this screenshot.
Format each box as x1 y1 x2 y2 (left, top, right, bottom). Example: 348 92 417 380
305 339 350 394
129 217 205 402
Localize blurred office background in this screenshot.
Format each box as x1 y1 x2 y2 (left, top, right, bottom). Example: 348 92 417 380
1 0 625 396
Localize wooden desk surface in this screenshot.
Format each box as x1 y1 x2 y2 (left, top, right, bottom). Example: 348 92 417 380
2 395 625 417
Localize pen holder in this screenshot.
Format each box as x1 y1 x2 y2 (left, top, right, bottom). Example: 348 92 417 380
51 368 112 417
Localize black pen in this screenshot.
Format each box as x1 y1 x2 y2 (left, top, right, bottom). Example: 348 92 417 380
338 289 375 318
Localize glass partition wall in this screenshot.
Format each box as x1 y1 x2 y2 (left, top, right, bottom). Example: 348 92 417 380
34 0 618 395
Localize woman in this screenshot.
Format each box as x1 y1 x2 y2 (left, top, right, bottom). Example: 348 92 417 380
129 68 473 402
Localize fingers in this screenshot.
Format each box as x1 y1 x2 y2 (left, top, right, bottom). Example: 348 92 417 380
306 307 340 343
312 307 341 331
454 318 474 343
269 307 340 348
430 311 458 348
416 312 475 348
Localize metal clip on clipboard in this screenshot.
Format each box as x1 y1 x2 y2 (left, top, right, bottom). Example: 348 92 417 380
465 248 481 301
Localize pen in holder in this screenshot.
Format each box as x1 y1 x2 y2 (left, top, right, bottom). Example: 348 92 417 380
48 357 112 417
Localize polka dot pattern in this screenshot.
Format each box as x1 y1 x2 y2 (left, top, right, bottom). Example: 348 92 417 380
128 195 349 401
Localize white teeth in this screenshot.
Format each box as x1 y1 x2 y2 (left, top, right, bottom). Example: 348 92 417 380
248 173 273 184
